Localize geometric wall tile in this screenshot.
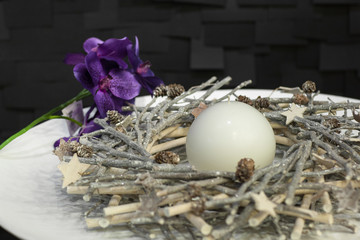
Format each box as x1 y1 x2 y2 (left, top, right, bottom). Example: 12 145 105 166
237 0 297 6
167 12 202 38
84 0 118 29
174 0 226 6
202 8 267 22
256 21 307 45
296 43 320 68
320 44 360 71
204 23 255 47
350 7 360 35
114 23 170 53
3 0 52 27
190 38 224 70
225 50 256 85
0 3 10 40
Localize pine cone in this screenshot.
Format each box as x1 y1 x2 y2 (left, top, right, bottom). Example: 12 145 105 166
302 80 316 93
166 84 185 99
235 158 255 182
153 84 168 97
187 184 203 199
293 93 309 105
154 151 180 164
68 140 81 152
323 118 340 129
54 139 75 160
76 144 93 158
107 110 124 125
237 95 253 106
191 197 206 215
254 96 270 109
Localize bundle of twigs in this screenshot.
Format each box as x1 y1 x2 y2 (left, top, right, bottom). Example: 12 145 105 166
55 76 360 239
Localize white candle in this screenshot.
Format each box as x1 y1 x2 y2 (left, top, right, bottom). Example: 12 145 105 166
186 101 276 172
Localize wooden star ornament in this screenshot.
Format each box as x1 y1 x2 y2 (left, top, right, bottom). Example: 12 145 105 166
281 103 306 125
57 153 90 188
251 191 277 217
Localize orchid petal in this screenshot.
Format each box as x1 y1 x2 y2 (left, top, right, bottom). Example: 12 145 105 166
73 63 95 92
79 120 101 134
127 43 142 69
85 51 106 86
93 90 114 118
97 38 131 68
83 37 103 53
64 53 85 65
109 69 141 100
135 75 164 95
112 97 135 115
135 36 139 56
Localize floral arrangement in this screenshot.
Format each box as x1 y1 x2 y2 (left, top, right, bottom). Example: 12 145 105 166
2 36 360 240
0 36 163 149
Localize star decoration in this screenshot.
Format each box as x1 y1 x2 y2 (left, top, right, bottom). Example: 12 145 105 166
57 153 90 188
251 191 277 217
191 102 208 118
281 103 306 125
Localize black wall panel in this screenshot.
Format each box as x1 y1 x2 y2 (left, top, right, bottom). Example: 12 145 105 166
0 0 360 148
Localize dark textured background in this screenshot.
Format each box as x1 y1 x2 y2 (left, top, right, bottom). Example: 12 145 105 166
1 0 360 239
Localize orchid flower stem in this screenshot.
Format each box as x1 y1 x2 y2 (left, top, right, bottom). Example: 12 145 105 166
48 115 83 127
0 89 91 150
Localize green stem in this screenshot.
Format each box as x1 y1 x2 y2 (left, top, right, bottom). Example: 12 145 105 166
0 89 92 150
49 115 83 127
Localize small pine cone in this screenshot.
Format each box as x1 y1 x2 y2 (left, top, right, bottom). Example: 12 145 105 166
254 96 270 109
154 151 180 164
54 139 74 160
237 95 253 106
235 158 255 182
76 144 93 158
293 93 309 105
187 184 203 198
302 80 316 93
68 140 81 152
166 84 185 99
191 197 206 215
153 84 168 97
107 110 124 125
322 118 340 129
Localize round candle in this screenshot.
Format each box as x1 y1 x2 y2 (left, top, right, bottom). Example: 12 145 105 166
186 101 276 171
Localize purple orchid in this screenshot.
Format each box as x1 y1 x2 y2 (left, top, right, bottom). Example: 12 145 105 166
64 36 163 118
127 37 163 95
53 105 101 148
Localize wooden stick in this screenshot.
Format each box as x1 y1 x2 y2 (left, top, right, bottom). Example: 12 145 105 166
290 194 313 240
275 135 295 146
311 153 337 169
184 213 213 236
164 127 189 138
248 193 286 227
67 185 145 195
149 137 187 154
104 202 141 216
108 195 122 207
85 217 110 229
104 192 185 217
318 176 333 213
163 202 192 217
156 177 229 197
270 122 287 129
275 204 333 224
146 124 181 151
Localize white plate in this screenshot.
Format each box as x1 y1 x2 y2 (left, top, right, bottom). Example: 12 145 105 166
1 90 359 240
